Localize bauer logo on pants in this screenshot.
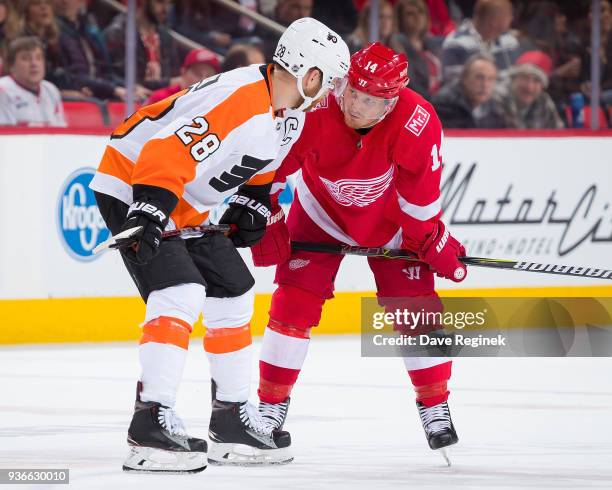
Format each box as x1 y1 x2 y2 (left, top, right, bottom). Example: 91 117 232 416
57 167 110 261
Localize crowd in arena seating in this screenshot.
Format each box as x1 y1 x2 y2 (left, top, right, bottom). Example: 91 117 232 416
0 0 610 129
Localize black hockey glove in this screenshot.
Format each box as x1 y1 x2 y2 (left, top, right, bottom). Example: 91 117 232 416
220 186 272 248
119 185 177 264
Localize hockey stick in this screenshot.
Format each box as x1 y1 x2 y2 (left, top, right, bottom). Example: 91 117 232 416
291 241 612 281
93 224 233 254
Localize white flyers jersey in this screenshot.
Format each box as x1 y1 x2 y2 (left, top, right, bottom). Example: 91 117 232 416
90 64 285 228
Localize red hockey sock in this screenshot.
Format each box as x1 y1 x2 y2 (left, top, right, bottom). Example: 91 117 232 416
258 322 311 404
408 361 452 407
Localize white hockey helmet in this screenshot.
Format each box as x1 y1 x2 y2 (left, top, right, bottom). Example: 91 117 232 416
273 17 350 111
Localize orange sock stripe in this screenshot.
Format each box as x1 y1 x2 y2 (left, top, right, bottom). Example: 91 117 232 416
414 380 449 401
139 316 192 350
204 324 252 354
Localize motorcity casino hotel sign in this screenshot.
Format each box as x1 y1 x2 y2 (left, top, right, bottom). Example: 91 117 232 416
440 161 612 259
57 168 110 261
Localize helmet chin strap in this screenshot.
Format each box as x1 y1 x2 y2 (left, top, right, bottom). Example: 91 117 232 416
295 74 329 112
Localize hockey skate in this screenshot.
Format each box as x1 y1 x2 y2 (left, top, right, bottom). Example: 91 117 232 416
259 397 290 430
417 400 458 466
123 384 207 473
208 380 293 466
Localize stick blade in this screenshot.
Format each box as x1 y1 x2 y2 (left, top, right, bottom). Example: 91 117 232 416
93 226 142 255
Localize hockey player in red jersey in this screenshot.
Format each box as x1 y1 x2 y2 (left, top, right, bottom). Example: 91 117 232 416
250 42 467 461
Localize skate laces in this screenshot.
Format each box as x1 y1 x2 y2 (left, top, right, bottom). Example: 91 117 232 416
419 402 451 435
240 402 273 435
157 407 188 438
259 400 288 429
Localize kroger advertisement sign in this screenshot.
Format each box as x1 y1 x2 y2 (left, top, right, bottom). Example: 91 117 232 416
57 167 110 261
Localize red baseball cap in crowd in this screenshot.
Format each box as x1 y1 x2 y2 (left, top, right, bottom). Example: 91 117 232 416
512 51 553 87
182 48 221 73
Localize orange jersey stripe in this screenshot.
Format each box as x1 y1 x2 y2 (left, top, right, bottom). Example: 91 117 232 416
112 89 189 139
171 199 210 228
203 324 252 354
140 316 192 350
246 170 276 186
98 145 133 185
132 79 272 200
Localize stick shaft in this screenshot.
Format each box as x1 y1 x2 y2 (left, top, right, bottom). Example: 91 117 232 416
161 224 233 238
291 241 612 281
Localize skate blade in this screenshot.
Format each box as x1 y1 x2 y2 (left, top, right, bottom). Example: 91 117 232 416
438 447 452 467
208 442 293 466
123 445 207 473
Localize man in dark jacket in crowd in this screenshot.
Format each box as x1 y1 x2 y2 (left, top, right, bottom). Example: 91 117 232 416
103 0 182 90
51 0 148 100
433 54 506 128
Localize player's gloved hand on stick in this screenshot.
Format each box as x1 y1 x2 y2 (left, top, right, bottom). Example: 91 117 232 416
250 197 291 266
119 199 170 265
417 221 467 282
220 189 272 248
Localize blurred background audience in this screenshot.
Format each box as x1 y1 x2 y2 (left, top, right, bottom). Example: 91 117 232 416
0 0 606 129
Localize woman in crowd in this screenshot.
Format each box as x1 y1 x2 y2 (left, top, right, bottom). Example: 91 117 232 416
0 0 23 74
396 0 442 96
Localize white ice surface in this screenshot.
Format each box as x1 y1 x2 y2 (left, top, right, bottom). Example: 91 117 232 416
0 337 611 490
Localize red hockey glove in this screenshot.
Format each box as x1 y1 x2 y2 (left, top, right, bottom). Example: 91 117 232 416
417 221 467 282
250 200 291 267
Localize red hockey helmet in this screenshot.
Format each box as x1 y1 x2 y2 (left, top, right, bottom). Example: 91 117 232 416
348 42 409 99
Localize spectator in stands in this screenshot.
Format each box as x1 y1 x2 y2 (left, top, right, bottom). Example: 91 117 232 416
517 1 582 112
221 43 265 72
347 0 398 53
172 0 242 55
50 0 149 101
255 0 313 60
0 0 23 75
20 0 63 85
0 36 65 126
396 0 442 96
104 0 182 90
145 47 220 104
312 0 357 36
578 0 612 107
425 0 455 37
433 53 506 128
496 50 565 129
276 0 313 25
440 0 519 84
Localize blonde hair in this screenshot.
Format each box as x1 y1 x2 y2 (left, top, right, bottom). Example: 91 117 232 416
21 0 59 43
1 0 24 40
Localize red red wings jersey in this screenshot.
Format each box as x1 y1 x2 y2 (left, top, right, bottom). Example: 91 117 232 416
274 88 444 248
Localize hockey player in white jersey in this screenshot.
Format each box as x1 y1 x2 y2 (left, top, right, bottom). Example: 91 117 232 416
90 18 349 472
